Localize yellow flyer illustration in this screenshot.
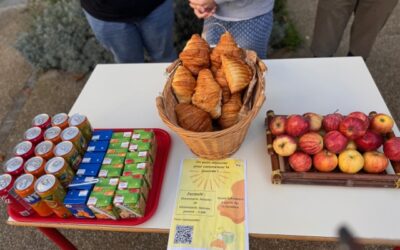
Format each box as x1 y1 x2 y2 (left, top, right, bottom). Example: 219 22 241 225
168 158 248 250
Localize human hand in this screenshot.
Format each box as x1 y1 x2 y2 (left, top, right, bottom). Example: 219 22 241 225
189 0 216 19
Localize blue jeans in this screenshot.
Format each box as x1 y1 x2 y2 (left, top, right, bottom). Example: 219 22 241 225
84 0 177 63
204 11 274 59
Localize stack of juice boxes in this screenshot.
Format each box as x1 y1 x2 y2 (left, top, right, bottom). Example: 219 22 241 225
1 113 157 221
65 129 156 220
0 113 92 219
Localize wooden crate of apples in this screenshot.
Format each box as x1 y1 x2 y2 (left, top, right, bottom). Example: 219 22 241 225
265 110 400 188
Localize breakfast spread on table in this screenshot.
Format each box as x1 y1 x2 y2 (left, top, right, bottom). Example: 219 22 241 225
1 113 157 220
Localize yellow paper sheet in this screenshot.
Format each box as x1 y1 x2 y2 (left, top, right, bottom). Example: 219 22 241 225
168 158 248 250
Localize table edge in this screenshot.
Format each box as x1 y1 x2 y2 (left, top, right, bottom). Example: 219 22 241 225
7 219 400 245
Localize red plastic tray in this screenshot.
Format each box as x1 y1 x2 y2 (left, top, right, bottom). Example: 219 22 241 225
8 128 171 226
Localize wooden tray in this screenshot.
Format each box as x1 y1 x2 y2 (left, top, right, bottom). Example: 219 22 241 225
265 110 400 188
8 128 172 226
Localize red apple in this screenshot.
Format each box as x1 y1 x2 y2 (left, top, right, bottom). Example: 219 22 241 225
313 150 338 172
370 113 394 134
272 135 297 157
322 113 343 132
299 132 323 155
363 151 389 173
354 130 383 152
289 152 312 172
348 111 370 130
383 137 400 161
269 116 287 136
339 116 367 140
285 115 309 137
303 112 323 132
324 130 348 154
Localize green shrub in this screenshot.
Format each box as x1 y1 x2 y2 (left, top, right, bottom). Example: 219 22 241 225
16 0 112 73
269 0 302 51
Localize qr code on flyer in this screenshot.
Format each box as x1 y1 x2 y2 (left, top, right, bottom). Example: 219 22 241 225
174 225 193 244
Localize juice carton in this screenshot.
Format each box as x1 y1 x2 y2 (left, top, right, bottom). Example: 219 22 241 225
118 175 149 200
131 129 154 140
125 151 152 165
87 179 119 220
108 139 130 149
95 177 119 187
64 189 95 219
102 154 125 165
82 152 106 164
76 163 101 176
87 186 119 220
128 139 156 160
113 189 146 218
98 165 123 178
87 141 109 152
111 131 133 139
123 162 153 188
91 130 113 141
106 148 128 155
68 176 97 190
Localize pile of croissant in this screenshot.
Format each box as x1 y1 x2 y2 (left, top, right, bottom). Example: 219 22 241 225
172 32 254 132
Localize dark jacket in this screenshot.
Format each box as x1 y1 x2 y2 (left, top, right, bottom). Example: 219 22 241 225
81 0 166 21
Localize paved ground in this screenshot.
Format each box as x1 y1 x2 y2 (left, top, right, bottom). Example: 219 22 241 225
0 2 399 249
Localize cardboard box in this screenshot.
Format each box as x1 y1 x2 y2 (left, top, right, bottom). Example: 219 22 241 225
123 162 153 188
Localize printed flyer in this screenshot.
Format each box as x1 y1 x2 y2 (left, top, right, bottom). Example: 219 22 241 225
168 158 248 250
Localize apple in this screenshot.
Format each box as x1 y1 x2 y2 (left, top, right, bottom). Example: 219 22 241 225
346 140 357 150
272 135 297 157
289 152 312 172
322 113 343 132
324 130 348 154
269 116 287 136
299 132 324 155
383 137 400 161
313 150 338 172
363 151 389 173
370 113 394 134
348 111 370 130
303 112 323 131
354 130 383 152
338 149 364 174
339 116 367 140
285 115 309 137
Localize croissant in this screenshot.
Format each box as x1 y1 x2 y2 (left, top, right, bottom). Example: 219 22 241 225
210 32 243 73
221 55 252 94
218 93 242 129
175 103 213 132
179 34 210 76
192 69 222 119
172 66 196 104
215 68 231 104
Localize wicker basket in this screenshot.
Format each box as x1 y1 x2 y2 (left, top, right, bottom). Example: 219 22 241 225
156 50 267 159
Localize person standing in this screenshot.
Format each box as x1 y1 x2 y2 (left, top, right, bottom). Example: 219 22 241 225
81 0 177 63
311 0 398 60
188 0 275 59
